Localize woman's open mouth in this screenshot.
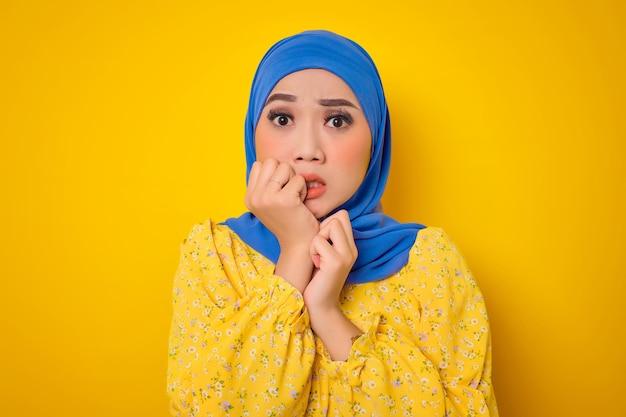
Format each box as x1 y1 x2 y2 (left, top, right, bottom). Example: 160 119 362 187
301 174 326 199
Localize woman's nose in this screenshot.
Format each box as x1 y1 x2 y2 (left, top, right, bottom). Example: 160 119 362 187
293 125 324 162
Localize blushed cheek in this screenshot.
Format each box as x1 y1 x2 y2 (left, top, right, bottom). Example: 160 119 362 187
256 145 290 164
336 142 370 179
254 131 286 162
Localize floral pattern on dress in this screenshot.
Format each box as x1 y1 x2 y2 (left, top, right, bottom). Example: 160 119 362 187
167 220 498 416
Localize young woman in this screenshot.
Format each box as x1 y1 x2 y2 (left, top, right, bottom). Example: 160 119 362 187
167 30 498 416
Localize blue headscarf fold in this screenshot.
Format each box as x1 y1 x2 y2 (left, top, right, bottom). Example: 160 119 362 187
225 30 425 284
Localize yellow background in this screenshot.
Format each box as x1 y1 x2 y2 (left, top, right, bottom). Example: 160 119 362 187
1 1 624 416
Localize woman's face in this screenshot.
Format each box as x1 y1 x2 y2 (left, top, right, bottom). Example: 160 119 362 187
255 69 371 219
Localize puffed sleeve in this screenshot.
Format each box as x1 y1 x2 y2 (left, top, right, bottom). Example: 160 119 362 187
307 227 498 416
166 220 315 417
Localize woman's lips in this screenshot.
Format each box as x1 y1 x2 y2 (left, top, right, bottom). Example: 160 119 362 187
301 173 326 199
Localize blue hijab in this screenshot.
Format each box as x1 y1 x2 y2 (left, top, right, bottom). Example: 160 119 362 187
225 30 425 284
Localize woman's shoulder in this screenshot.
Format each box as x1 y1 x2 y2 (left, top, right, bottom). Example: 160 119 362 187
177 218 275 276
412 226 463 257
180 218 244 249
404 226 478 286
392 226 470 281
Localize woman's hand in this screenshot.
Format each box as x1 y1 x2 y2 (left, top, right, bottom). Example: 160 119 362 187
245 158 319 293
245 158 319 248
304 210 362 360
304 210 357 312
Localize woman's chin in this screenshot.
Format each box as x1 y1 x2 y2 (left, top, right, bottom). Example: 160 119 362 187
304 200 330 220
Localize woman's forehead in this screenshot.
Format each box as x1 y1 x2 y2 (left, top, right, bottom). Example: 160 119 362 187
267 69 359 102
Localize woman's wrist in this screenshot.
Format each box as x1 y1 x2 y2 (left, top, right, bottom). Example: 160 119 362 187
308 305 362 361
274 245 314 294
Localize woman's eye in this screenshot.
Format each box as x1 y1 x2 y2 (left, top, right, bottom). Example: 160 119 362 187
275 115 289 126
329 117 344 128
325 114 352 128
268 111 293 127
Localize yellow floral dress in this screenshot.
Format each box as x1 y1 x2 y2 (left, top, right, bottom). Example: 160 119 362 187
167 220 498 416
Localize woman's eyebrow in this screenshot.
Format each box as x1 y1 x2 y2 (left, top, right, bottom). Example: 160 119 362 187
318 98 359 109
264 94 360 110
264 93 296 106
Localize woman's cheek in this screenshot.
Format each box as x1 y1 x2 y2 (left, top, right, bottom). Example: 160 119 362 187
335 141 370 177
255 134 287 162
